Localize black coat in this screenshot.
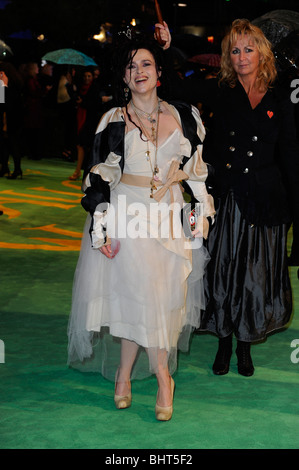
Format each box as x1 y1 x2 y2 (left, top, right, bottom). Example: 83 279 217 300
183 78 299 227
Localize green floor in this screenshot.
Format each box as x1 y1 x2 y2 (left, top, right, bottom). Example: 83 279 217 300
0 157 298 450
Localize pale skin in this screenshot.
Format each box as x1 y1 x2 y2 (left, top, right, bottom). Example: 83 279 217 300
99 24 178 408
154 21 171 51
230 35 266 108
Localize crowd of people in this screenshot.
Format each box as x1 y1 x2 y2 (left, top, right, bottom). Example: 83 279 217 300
1 18 298 422
0 59 113 180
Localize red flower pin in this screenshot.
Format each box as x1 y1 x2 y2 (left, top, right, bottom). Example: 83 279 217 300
267 110 274 119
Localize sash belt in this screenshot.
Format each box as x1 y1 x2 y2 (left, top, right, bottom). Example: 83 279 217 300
120 160 189 239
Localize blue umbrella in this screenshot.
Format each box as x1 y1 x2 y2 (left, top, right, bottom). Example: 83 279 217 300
42 48 97 66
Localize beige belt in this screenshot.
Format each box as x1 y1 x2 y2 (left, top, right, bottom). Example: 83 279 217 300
120 160 189 238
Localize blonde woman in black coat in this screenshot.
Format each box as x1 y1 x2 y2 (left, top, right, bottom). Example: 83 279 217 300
197 19 299 376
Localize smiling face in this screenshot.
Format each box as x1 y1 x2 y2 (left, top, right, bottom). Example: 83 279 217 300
123 48 160 97
230 35 261 80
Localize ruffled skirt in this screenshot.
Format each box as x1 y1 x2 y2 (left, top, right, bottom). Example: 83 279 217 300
200 191 292 341
67 191 210 380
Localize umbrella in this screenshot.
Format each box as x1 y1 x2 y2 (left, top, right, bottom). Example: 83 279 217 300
189 53 221 68
274 30 299 75
42 48 97 66
252 10 299 47
0 39 13 58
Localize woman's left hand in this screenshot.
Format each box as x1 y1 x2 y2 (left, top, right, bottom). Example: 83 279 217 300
155 21 171 50
192 216 209 240
99 239 120 259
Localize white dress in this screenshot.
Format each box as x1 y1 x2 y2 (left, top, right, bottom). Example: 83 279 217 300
67 105 215 380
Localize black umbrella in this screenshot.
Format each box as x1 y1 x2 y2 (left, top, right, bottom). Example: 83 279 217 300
252 9 299 47
274 30 299 75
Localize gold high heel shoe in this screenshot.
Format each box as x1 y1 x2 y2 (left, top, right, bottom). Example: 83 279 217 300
114 369 132 410
155 377 175 421
114 390 132 409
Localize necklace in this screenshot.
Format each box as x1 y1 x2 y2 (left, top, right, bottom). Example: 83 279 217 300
130 99 162 197
131 100 160 124
131 99 162 142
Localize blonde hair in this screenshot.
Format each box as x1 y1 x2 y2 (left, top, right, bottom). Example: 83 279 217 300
220 18 277 90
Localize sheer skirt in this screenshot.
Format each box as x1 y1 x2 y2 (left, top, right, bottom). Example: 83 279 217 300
68 213 210 380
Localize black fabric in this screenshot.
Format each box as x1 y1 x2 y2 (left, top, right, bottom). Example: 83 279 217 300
185 79 299 226
81 120 126 215
85 120 126 175
81 173 110 214
170 100 203 155
201 191 292 342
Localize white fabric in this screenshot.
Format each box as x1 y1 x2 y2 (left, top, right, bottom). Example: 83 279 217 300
67 108 213 380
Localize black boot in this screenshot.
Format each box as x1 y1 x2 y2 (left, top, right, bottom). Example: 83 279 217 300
212 334 233 375
236 341 254 376
0 166 10 177
7 169 22 180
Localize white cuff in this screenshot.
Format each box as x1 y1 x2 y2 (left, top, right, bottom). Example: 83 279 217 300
91 207 109 249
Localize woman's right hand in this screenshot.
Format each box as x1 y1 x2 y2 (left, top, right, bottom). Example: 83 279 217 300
155 21 171 50
99 239 120 259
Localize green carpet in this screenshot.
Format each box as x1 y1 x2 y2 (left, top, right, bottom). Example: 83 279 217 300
0 157 299 450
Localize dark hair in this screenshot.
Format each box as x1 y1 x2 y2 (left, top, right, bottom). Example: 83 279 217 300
111 34 168 106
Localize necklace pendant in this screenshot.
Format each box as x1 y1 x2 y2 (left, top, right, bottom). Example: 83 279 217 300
150 179 157 191
146 150 150 161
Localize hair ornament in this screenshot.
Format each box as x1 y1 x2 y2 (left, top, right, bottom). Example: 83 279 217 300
118 27 132 41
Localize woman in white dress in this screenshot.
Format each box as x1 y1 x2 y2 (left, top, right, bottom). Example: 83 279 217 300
67 26 215 421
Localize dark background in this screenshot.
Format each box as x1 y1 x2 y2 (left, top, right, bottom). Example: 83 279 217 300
1 0 299 64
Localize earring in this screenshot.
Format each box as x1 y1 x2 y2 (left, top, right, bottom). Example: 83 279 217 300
124 87 129 101
156 79 161 87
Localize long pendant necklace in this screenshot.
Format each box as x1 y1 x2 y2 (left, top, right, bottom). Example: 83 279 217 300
131 100 160 124
131 99 162 197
